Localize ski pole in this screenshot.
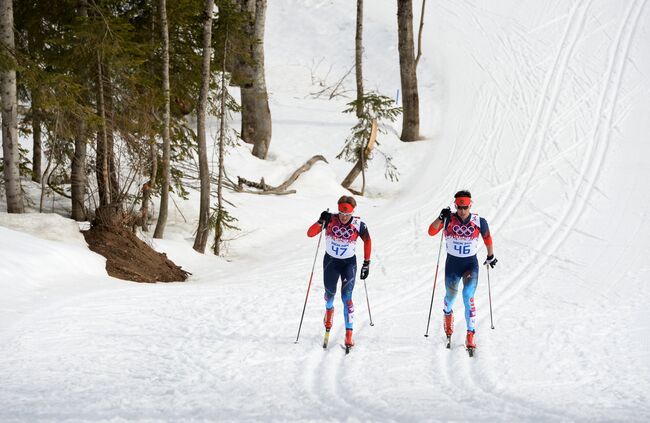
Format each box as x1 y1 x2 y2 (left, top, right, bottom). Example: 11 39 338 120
362 278 374 326
424 218 446 337
295 210 328 343
486 264 495 329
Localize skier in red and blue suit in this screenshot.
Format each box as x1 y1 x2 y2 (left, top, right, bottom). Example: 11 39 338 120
308 195 371 348
428 190 497 350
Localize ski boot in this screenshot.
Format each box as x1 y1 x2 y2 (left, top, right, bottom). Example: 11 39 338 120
322 308 334 348
444 311 453 348
344 329 354 354
324 308 334 330
465 330 476 357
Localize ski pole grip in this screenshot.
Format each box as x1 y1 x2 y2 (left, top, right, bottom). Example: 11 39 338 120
321 207 329 229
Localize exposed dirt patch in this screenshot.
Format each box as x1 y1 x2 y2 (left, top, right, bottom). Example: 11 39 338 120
83 225 189 283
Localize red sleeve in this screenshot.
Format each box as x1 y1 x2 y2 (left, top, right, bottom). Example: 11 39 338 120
482 232 493 247
307 222 323 237
428 221 443 236
361 231 372 261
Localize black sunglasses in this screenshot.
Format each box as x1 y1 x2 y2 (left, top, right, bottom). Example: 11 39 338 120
457 205 469 210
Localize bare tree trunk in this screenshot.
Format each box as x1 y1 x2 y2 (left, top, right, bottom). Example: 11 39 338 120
193 0 215 253
71 118 87 220
415 0 426 68
105 63 119 204
96 53 111 207
31 90 42 183
355 0 364 118
141 8 157 232
0 0 24 213
214 35 229 256
140 136 157 232
154 0 171 239
397 0 420 141
236 0 271 160
71 0 88 221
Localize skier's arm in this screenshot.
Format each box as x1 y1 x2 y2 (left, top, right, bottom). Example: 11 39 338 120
307 222 322 237
429 207 451 236
307 211 331 237
428 219 444 236
359 223 371 260
480 217 494 255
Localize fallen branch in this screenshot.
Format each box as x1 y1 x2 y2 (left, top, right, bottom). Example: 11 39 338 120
236 155 328 195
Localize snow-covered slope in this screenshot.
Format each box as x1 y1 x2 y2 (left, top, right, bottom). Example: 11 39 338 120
1 0 649 421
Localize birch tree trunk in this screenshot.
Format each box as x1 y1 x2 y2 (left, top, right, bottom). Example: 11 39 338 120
355 0 363 118
154 0 171 239
0 0 24 213
193 0 215 253
397 0 420 141
236 0 271 160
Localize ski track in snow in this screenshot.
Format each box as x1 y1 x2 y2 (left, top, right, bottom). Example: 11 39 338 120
452 0 648 419
491 0 594 231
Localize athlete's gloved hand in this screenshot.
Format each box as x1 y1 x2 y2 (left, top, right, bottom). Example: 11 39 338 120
439 207 451 221
360 260 370 280
484 255 498 268
318 210 331 225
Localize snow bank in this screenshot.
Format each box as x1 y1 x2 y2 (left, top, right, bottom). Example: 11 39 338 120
0 212 88 247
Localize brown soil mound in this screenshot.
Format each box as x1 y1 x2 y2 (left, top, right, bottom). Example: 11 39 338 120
83 225 190 283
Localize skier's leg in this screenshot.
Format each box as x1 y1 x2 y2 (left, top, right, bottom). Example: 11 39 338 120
461 261 480 332
341 257 357 330
323 254 340 328
443 257 462 314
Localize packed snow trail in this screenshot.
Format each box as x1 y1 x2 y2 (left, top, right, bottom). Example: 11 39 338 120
1 0 650 421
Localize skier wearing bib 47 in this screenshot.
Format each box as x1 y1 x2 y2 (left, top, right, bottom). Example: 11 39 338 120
428 190 496 353
307 195 372 350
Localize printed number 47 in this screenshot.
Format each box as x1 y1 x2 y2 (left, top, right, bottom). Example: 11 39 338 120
454 244 470 254
333 246 348 256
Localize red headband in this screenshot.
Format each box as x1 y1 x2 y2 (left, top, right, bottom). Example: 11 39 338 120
455 196 471 207
338 203 354 214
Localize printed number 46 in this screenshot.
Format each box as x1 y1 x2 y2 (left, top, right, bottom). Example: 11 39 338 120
454 244 470 255
333 246 348 256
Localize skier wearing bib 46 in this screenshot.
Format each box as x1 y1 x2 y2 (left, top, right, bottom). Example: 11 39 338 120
307 195 372 350
428 190 496 353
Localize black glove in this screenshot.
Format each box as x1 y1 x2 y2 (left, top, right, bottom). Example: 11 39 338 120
360 260 370 280
484 255 497 268
439 207 451 221
318 210 331 225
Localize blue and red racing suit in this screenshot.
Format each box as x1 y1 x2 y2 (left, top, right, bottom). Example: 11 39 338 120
429 213 493 332
308 215 372 330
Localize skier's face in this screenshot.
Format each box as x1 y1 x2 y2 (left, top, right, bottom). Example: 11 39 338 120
456 205 470 219
338 212 352 224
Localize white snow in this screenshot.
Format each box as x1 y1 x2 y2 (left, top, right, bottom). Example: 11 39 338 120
1 0 649 421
